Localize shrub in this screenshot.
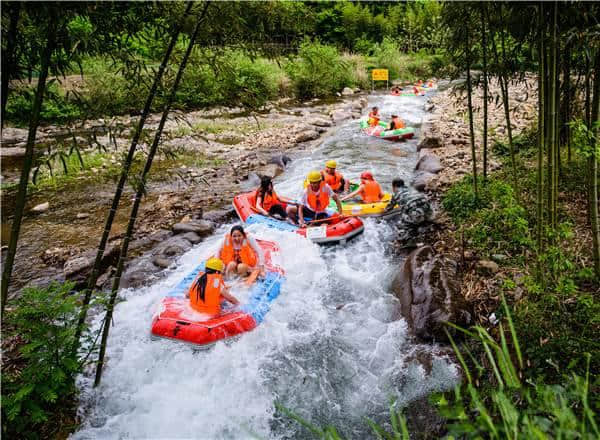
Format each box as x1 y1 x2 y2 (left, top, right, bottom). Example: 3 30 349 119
5 82 82 126
285 39 355 99
1 282 89 438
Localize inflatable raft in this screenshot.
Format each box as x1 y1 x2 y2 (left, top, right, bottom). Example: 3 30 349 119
233 191 364 245
151 240 284 347
327 183 401 217
360 120 415 141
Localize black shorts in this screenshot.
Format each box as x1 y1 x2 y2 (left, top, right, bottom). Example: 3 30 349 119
302 207 329 221
333 178 345 194
268 204 287 219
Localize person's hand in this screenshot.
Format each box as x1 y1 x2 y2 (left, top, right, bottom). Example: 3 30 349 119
299 220 306 228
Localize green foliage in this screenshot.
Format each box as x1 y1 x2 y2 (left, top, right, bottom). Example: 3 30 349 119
5 82 82 126
1 282 88 438
442 176 532 256
285 39 355 99
437 301 599 439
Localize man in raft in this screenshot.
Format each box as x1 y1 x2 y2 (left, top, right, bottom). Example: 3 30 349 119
368 106 380 126
388 114 405 131
218 225 265 278
186 257 239 317
341 171 384 203
321 160 350 193
288 170 343 228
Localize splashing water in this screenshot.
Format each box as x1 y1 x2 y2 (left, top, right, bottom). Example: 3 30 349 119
73 92 458 439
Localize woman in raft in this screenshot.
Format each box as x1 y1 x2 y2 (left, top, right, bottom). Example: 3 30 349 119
218 225 265 278
341 171 384 203
186 257 239 317
255 175 294 220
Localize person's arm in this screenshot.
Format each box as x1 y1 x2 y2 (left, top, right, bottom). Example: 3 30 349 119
220 285 239 305
255 195 269 216
298 204 306 228
332 192 343 214
385 192 401 211
246 235 264 268
341 186 361 201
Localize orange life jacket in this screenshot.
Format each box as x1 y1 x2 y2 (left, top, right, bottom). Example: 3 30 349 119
368 112 380 126
306 181 330 212
188 272 224 315
360 180 382 203
321 169 343 191
390 117 405 130
219 234 258 267
255 188 279 211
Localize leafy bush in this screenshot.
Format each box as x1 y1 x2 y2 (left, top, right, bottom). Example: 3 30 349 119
1 282 88 438
442 176 532 256
285 39 355 98
5 82 82 126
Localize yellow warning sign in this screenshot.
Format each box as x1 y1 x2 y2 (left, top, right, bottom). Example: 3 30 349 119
371 69 389 81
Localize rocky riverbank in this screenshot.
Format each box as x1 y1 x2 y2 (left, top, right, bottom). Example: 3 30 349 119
1 92 368 299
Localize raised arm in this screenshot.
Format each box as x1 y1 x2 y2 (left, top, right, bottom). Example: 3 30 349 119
246 235 265 267
340 186 360 202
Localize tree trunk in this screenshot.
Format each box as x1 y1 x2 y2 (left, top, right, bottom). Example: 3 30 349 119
481 3 489 181
1 2 22 129
536 2 545 271
499 18 517 189
1 10 57 316
589 51 600 278
549 2 558 234
73 2 194 347
94 2 209 387
466 25 478 199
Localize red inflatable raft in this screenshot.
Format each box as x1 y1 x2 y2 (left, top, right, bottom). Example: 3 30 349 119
233 192 364 245
151 240 284 347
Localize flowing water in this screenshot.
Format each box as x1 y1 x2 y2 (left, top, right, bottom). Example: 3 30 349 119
73 92 459 439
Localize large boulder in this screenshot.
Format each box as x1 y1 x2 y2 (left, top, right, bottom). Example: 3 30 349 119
411 171 438 192
171 219 214 236
331 109 352 123
255 163 284 179
391 246 471 341
415 154 443 174
63 244 120 283
268 153 292 169
341 87 354 96
417 136 443 151
203 208 236 224
308 116 332 127
295 129 320 143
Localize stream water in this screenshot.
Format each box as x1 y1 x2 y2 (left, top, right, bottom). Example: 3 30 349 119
73 92 459 439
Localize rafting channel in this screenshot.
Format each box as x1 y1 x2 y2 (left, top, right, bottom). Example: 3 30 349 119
73 90 459 439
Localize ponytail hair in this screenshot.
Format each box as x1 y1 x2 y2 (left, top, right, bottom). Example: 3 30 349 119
193 267 218 303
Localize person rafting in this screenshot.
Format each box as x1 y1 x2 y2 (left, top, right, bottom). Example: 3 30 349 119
255 175 291 219
186 257 239 317
341 171 384 203
384 178 434 225
368 106 380 126
218 225 265 278
388 114 405 130
288 170 343 227
391 86 403 95
321 160 350 193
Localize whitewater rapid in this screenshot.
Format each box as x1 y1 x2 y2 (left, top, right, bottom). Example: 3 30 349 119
73 93 458 439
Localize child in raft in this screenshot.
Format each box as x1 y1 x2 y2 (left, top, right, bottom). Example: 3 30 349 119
218 225 265 278
368 106 380 126
341 171 384 203
186 257 239 317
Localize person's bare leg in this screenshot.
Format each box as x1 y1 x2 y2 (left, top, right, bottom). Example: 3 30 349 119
237 263 250 277
225 262 237 278
286 205 298 224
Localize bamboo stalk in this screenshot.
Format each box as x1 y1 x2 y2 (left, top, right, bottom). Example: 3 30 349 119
1 9 57 315
481 3 489 181
536 2 545 276
589 51 600 278
465 22 478 199
94 2 210 387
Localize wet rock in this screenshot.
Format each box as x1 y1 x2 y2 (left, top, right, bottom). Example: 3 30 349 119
76 212 90 219
391 246 471 341
63 244 120 281
269 153 292 169
412 171 438 192
417 136 443 151
120 259 157 289
256 163 284 179
203 208 236 224
152 256 172 269
450 137 467 145
341 87 354 96
415 154 443 174
295 129 320 143
180 231 202 244
0 127 29 146
171 220 214 236
31 202 50 214
477 259 499 274
425 103 435 112
331 109 352 123
308 117 332 127
391 148 409 157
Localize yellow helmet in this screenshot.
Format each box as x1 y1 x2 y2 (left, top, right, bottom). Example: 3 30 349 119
205 257 224 272
307 170 322 183
325 160 337 169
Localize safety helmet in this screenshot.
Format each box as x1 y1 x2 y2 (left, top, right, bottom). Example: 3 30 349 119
325 160 337 169
360 171 373 181
307 170 322 183
205 257 224 272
